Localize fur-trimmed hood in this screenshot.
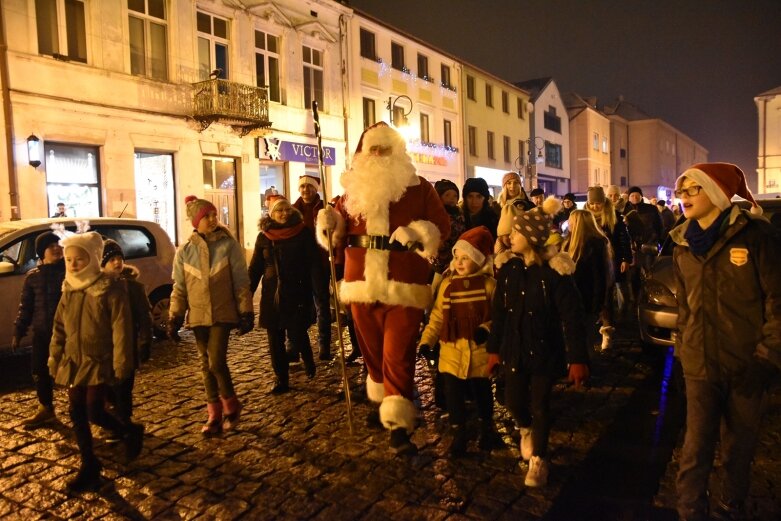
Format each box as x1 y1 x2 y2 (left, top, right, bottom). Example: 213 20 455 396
118 264 140 281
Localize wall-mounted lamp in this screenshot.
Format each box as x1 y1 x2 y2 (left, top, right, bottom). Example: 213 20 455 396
27 134 42 168
387 95 413 127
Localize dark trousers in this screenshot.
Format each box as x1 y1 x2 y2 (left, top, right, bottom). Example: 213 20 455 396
68 385 126 465
31 333 53 408
267 324 314 383
313 269 332 355
503 370 554 457
193 325 234 403
441 373 493 426
111 374 135 425
676 378 767 517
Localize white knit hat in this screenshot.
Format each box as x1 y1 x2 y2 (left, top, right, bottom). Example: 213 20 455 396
60 231 104 289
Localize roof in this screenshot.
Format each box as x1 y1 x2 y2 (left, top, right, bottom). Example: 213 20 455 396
562 92 600 119
513 77 553 101
757 85 781 97
601 97 653 121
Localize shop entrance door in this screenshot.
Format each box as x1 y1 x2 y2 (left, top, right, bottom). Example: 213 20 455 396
203 157 238 239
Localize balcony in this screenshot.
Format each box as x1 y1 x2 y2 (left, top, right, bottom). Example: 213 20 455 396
192 79 272 135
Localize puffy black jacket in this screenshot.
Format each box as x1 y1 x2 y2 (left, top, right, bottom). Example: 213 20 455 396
571 237 612 314
14 260 65 339
487 254 589 376
672 205 781 379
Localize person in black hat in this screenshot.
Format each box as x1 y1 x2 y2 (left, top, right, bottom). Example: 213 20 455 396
461 177 498 239
12 231 65 428
529 188 545 208
554 193 576 231
433 179 465 275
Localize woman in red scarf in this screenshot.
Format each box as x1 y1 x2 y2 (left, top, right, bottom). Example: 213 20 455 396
249 195 324 394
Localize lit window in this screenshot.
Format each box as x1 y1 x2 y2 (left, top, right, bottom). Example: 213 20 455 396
420 113 430 143
362 98 375 129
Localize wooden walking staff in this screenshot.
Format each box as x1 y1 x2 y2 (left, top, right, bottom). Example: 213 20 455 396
312 100 355 435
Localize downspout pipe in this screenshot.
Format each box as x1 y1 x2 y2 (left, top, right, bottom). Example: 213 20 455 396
0 5 20 220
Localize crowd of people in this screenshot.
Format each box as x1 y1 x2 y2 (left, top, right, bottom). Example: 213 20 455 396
11 124 780 520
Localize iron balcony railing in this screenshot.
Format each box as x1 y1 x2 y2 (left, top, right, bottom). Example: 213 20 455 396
192 79 270 126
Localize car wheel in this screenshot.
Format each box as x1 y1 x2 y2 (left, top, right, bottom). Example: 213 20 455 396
149 285 172 340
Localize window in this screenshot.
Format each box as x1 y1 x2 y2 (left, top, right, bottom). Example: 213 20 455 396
128 0 167 80
487 131 495 159
593 132 599 151
444 120 452 148
518 139 524 161
485 84 493 108
503 136 511 163
359 28 376 60
417 53 430 82
468 126 477 156
35 0 87 63
134 151 175 243
602 136 609 153
303 45 324 110
45 143 101 218
420 114 430 143
544 106 561 133
441 64 452 89
255 30 280 102
517 98 525 119
362 98 375 129
197 11 229 80
391 42 405 71
620 148 626 158
466 75 475 100
502 91 509 113
545 141 562 169
392 105 406 126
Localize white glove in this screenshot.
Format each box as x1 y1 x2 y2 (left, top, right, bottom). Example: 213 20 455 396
389 226 420 248
317 205 337 232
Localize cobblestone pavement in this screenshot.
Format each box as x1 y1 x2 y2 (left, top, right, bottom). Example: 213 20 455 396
1 317 779 520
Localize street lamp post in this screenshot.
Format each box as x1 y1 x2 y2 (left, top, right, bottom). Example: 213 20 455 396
387 95 413 127
515 137 545 191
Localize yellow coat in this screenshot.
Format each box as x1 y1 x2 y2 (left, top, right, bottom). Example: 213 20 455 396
419 274 495 379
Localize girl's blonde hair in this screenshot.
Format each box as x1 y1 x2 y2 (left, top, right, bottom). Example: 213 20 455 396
564 209 611 264
587 197 617 233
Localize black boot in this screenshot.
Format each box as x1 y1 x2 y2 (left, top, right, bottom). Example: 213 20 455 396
270 379 290 395
66 459 102 493
389 428 417 456
125 423 144 461
478 422 504 451
449 425 468 457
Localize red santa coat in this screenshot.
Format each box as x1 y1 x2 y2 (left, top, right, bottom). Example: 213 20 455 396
332 177 450 310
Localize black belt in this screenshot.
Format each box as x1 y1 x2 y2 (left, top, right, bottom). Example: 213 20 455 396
348 235 409 251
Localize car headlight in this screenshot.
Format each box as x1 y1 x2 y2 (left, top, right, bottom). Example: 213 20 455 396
643 278 677 307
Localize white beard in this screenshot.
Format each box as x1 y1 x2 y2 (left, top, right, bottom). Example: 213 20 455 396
342 151 418 224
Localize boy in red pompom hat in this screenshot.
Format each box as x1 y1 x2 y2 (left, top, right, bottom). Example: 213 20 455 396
672 162 781 520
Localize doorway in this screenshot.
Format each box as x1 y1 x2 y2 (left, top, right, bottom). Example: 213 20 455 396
203 157 238 239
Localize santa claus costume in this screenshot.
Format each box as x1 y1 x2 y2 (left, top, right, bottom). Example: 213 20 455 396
317 123 450 454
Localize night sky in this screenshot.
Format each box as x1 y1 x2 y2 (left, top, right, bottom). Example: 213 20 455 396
349 0 781 190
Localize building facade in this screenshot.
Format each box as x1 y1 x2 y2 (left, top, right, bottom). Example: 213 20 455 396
0 0 350 254
755 86 781 195
461 64 530 197
564 93 611 194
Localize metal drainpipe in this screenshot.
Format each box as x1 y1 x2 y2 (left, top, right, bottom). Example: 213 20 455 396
0 5 20 220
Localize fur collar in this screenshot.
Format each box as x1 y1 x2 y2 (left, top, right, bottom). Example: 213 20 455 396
548 252 576 275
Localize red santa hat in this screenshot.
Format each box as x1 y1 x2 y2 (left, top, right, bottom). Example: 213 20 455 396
354 121 405 155
298 174 321 192
266 194 289 213
452 226 494 267
676 162 761 214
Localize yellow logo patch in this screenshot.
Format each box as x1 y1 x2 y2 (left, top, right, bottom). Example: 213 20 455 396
729 247 749 266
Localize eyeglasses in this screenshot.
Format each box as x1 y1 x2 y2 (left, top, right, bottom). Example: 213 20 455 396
674 185 703 198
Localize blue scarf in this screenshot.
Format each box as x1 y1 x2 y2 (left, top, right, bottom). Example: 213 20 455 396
684 208 731 256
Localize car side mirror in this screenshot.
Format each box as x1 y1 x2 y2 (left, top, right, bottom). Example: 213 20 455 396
640 244 659 255
0 261 15 274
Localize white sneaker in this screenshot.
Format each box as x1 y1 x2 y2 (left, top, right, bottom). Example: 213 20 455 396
599 326 615 351
519 427 533 461
524 455 549 487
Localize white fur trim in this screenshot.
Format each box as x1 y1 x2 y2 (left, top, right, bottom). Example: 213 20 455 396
406 219 441 258
366 373 385 403
494 250 516 270
452 239 485 266
298 174 321 192
315 207 345 251
340 279 433 309
360 125 407 154
379 395 417 433
542 195 562 217
751 204 763 215
677 169 732 211
548 251 576 275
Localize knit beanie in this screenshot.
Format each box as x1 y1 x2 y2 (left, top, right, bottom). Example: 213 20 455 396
563 193 576 203
502 171 522 187
628 186 643 197
497 203 523 236
606 185 621 197
529 188 544 197
452 226 494 267
266 194 289 213
511 196 561 249
676 162 761 214
298 174 322 192
434 179 460 200
185 195 217 228
60 231 104 290
462 177 490 200
35 231 60 259
587 186 606 204
101 238 124 267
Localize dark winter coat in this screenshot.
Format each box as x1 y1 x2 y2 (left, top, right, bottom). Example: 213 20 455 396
672 205 781 379
433 204 466 274
114 265 153 367
571 237 612 314
487 254 589 376
248 211 322 330
624 200 664 247
602 210 633 268
14 260 65 339
462 203 499 239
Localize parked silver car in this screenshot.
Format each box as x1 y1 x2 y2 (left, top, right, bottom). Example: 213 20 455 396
0 218 175 353
638 198 781 347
